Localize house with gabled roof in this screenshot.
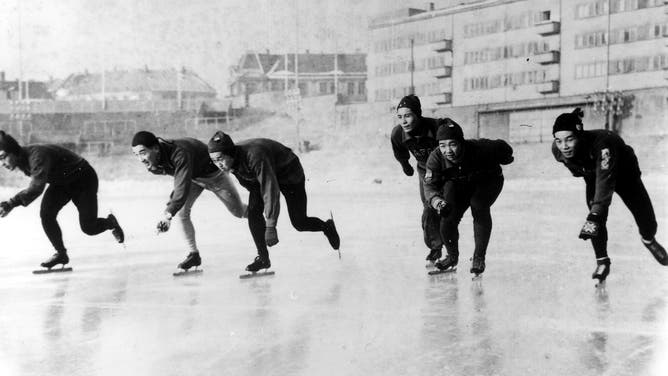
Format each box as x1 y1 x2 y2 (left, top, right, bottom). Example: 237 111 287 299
229 50 367 104
53 67 216 101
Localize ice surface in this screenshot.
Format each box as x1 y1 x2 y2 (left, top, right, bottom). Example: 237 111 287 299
0 172 666 376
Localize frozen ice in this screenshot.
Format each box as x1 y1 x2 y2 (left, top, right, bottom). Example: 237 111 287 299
0 170 666 376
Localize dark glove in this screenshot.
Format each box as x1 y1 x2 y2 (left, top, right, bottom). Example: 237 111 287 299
156 212 173 234
401 162 414 177
579 213 602 240
432 198 451 217
0 200 15 218
265 226 279 247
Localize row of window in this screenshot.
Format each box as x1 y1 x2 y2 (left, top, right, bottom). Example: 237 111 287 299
373 55 448 77
574 54 668 79
374 82 442 101
463 10 551 39
464 40 551 64
373 28 449 53
575 23 668 49
463 69 550 91
575 0 663 19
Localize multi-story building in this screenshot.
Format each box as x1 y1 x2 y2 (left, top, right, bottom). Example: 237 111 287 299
368 0 668 141
229 50 367 103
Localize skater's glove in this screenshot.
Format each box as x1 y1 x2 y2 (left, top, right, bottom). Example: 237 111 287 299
579 213 601 240
0 201 14 218
156 212 172 234
401 162 414 177
265 226 279 247
432 198 451 217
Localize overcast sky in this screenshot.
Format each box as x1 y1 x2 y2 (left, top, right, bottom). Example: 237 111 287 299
0 0 456 95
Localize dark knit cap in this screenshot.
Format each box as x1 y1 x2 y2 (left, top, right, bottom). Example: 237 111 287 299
553 108 584 135
131 131 159 147
396 94 422 117
436 120 464 142
0 131 22 155
208 131 235 155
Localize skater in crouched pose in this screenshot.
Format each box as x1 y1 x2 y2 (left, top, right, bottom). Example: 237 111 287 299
0 131 124 270
391 94 448 264
131 131 247 272
423 122 513 276
551 108 667 284
207 131 340 273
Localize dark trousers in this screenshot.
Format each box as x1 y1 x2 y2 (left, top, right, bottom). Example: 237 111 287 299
586 174 657 259
439 176 504 260
40 164 112 253
247 179 326 259
418 168 443 251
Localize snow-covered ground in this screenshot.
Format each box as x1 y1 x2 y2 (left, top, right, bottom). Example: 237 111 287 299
0 156 666 375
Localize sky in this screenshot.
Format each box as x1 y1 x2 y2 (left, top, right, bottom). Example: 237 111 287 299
0 0 456 95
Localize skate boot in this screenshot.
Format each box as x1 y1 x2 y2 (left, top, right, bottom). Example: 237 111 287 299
41 252 69 269
470 257 486 276
246 256 271 272
642 238 668 266
592 258 611 285
425 248 442 263
177 252 201 271
107 214 125 243
324 217 340 250
434 254 458 271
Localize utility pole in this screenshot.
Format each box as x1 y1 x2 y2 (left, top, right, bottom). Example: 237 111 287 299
409 38 415 95
294 0 301 152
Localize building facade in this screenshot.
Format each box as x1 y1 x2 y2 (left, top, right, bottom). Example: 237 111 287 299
368 0 668 141
229 51 367 104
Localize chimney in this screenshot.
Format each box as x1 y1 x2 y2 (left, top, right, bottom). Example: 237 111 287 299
427 2 435 11
265 49 270 54
305 49 310 54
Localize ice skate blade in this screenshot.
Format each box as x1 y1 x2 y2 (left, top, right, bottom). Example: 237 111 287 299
173 269 203 277
239 270 275 279
425 262 436 269
471 273 483 281
428 267 456 275
33 267 73 274
595 280 606 288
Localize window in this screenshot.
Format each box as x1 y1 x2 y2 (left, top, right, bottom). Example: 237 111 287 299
347 82 355 95
319 82 327 94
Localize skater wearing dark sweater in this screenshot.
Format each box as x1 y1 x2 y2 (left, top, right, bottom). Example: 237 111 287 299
551 108 667 283
131 131 247 271
391 94 449 263
207 131 340 272
423 122 514 276
0 131 124 269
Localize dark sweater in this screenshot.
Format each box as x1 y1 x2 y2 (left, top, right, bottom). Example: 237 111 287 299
11 144 88 206
424 139 514 206
148 138 219 216
230 138 301 227
552 129 640 215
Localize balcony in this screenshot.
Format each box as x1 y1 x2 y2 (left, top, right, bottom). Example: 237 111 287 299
435 92 452 105
535 21 560 36
435 66 452 79
534 50 560 65
433 39 452 53
537 80 559 94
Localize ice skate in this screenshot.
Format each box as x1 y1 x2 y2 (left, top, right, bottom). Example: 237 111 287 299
642 238 668 266
428 254 458 275
425 248 442 268
240 256 274 279
470 257 485 281
173 252 203 277
592 258 610 288
324 211 341 258
107 213 125 244
33 253 72 274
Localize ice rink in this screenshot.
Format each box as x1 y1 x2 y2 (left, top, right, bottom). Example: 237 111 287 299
1 168 667 376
